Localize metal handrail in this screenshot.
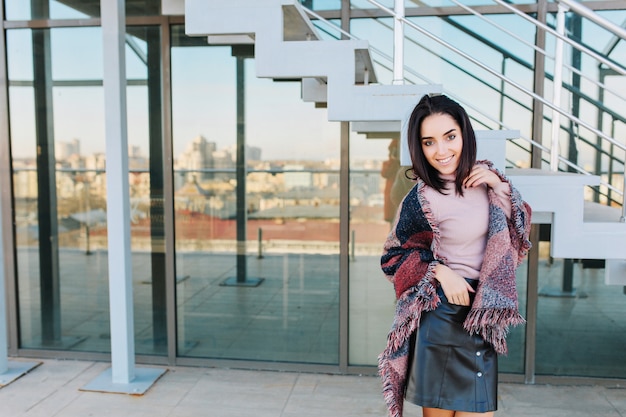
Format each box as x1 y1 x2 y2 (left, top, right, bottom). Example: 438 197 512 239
304 5 617 162
304 1 625 206
364 0 624 150
447 0 550 58
559 0 626 40
490 0 626 76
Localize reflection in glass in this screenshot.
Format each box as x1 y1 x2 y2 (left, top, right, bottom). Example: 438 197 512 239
171 26 340 364
9 25 169 356
301 0 341 11
9 26 110 352
348 135 399 366
5 0 100 20
4 0 161 20
535 257 626 378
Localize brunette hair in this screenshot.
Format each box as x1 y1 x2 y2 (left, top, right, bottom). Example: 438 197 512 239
406 94 477 195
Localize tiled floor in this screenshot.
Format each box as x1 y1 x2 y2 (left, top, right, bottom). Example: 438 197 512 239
0 358 625 417
13 247 626 379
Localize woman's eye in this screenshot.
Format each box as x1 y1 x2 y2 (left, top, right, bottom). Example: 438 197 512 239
447 135 456 141
422 140 433 146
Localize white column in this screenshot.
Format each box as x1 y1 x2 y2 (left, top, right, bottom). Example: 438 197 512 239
82 0 164 395
101 0 135 384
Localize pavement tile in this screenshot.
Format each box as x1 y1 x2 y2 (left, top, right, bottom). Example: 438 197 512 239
0 359 625 417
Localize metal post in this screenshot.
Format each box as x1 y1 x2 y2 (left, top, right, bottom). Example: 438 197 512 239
550 3 568 171
257 228 264 259
531 0 548 169
102 0 135 385
524 225 540 384
339 121 350 371
31 0 62 346
0 193 9 374
83 0 165 394
392 0 405 85
220 48 262 287
350 229 355 262
236 55 247 284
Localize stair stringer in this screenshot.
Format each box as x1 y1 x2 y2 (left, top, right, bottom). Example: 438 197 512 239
185 0 442 123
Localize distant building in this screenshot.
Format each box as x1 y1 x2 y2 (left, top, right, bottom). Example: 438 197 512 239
55 138 81 160
283 164 312 189
176 135 217 181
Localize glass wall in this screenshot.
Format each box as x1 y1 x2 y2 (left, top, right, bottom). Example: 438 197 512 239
124 25 169 356
535 256 626 378
5 0 100 20
170 26 341 364
8 26 110 351
4 0 160 20
347 134 400 366
2 0 626 381
8 23 169 356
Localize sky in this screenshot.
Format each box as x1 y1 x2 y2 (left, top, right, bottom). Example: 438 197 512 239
5 1 625 169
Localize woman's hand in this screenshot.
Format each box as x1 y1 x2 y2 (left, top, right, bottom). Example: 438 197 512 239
434 263 475 306
463 165 502 189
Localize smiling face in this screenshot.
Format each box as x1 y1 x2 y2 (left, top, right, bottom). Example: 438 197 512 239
420 112 463 176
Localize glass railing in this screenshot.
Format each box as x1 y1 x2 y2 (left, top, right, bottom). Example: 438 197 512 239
13 166 393 255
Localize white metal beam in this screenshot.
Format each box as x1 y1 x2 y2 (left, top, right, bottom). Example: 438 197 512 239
83 0 165 394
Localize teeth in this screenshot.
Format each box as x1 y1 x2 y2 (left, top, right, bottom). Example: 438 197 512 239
438 156 453 164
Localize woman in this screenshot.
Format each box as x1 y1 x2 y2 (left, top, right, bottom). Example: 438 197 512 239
378 94 532 417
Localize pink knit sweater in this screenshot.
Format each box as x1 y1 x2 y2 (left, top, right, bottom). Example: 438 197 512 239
423 172 512 279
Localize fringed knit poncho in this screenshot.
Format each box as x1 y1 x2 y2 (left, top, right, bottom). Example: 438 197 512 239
378 163 532 417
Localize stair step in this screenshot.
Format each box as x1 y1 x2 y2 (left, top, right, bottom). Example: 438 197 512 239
184 0 626 281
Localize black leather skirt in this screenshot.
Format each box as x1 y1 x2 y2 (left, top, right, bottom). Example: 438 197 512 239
405 279 497 413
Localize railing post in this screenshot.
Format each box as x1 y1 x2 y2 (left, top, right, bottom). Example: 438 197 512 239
257 227 264 258
621 173 626 222
392 0 405 85
550 2 569 171
350 229 356 262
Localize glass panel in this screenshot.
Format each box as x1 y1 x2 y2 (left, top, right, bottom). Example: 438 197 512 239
126 0 160 16
352 13 536 162
124 26 168 356
4 0 161 20
535 255 626 378
5 0 101 20
9 25 166 355
499 260 527 374
300 0 341 11
351 0 394 10
171 26 340 364
9 27 110 351
348 135 399 366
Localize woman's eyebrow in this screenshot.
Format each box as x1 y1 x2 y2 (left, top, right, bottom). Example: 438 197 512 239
420 128 456 141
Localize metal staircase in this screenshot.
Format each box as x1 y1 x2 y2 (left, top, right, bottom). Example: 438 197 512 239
182 0 626 286
186 0 442 122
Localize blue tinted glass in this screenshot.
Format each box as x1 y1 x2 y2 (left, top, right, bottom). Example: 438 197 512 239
4 0 160 20
5 0 100 20
301 0 341 11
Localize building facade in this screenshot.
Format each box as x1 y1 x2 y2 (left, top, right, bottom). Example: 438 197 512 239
1 0 625 384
